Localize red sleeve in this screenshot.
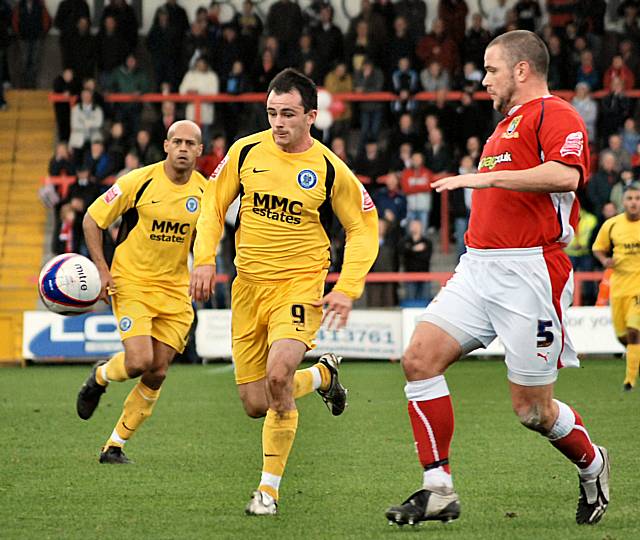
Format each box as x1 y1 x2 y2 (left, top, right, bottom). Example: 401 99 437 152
538 101 590 187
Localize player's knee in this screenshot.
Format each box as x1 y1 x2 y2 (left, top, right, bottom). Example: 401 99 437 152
242 400 267 418
266 368 290 396
125 352 154 377
401 344 429 379
145 368 167 388
514 404 551 434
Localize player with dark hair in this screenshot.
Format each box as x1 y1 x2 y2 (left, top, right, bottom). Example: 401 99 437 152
76 120 207 464
593 182 640 391
191 68 378 514
386 30 610 527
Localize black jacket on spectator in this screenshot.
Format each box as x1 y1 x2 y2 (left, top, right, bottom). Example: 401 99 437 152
100 0 138 54
52 72 81 142
599 90 632 144
402 235 432 272
65 26 96 81
54 0 90 65
96 28 129 75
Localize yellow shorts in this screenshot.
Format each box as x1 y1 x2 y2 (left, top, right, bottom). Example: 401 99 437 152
231 272 326 384
611 295 640 337
112 287 194 353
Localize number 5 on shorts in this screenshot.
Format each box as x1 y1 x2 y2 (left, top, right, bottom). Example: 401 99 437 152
537 319 554 347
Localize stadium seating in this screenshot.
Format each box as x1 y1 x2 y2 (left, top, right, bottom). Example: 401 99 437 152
0 90 53 362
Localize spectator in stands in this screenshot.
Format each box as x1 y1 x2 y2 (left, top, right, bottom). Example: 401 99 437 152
391 57 419 116
423 89 456 142
394 0 427 40
603 55 635 91
69 88 104 165
291 31 317 74
220 60 248 140
95 15 129 90
618 39 639 84
565 194 598 305
401 218 432 303
182 20 209 75
389 113 420 153
438 0 468 48
133 129 162 166
147 8 179 91
233 0 263 71
100 0 138 56
610 168 636 213
513 0 541 32
52 68 80 141
56 202 79 254
323 62 352 139
607 133 632 171
366 218 399 307
67 164 101 214
620 117 640 156
53 0 90 70
251 47 278 92
390 141 414 172
196 133 226 178
49 142 75 177
347 0 388 57
546 34 566 91
463 12 491 71
110 53 151 135
465 135 482 165
619 0 640 44
576 49 600 91
330 136 354 169
179 56 219 144
587 151 621 219
354 58 385 151
388 15 416 71
345 20 378 73
599 76 632 146
416 17 459 76
631 141 640 178
213 24 242 89
401 151 432 230
12 0 51 88
420 60 450 93
453 90 486 151
479 0 509 36
424 126 453 175
105 121 127 173
457 60 483 92
355 139 388 187
85 137 115 181
309 4 342 82
157 0 189 60
116 151 139 178
451 154 474 257
266 0 303 66
571 82 597 144
546 0 577 33
151 100 180 147
374 171 408 228
64 17 96 83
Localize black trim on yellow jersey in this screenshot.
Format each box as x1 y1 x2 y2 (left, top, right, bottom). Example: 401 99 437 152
116 178 153 247
319 155 335 241
238 141 260 174
234 141 260 231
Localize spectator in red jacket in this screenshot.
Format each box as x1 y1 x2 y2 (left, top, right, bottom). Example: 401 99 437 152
401 151 433 232
603 55 635 91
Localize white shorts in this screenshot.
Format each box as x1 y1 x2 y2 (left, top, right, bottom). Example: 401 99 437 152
420 246 579 386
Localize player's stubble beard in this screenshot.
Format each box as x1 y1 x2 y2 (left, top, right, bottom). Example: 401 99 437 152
495 75 517 116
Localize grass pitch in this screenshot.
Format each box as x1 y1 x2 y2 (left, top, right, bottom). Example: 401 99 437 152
1 359 638 539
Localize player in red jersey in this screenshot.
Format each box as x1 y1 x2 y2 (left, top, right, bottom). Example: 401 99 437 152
385 30 609 527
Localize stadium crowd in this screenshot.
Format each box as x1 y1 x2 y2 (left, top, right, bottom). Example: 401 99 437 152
4 0 637 307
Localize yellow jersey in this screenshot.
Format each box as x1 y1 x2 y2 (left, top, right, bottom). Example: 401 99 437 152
592 213 640 298
87 161 208 299
194 130 378 299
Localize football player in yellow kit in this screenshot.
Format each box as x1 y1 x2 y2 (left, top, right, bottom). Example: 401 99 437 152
593 182 640 391
76 120 207 464
191 69 379 514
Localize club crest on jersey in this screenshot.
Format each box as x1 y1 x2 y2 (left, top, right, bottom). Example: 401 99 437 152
560 131 584 157
297 169 318 190
501 115 522 139
119 317 132 332
103 184 122 205
186 197 199 213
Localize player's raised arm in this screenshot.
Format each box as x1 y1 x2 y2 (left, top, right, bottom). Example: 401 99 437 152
314 165 379 328
191 147 241 301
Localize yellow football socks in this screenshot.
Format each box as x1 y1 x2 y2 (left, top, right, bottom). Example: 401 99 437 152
293 363 331 398
624 344 640 387
95 352 129 386
258 409 299 500
104 381 160 449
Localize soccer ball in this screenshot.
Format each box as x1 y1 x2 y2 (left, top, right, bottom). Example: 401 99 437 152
38 254 102 315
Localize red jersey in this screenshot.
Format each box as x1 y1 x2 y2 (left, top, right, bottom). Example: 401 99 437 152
401 166 432 194
466 95 589 249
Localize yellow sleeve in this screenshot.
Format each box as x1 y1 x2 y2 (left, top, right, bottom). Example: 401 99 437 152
86 172 139 229
331 162 379 299
592 219 612 253
193 146 241 267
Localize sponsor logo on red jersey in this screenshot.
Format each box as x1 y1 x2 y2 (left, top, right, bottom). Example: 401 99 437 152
560 131 584 157
209 154 229 180
103 184 122 204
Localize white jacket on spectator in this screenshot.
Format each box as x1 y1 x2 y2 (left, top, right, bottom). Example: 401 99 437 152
179 60 219 127
69 101 104 150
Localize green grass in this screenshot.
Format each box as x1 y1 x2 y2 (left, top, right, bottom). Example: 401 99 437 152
0 359 638 539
